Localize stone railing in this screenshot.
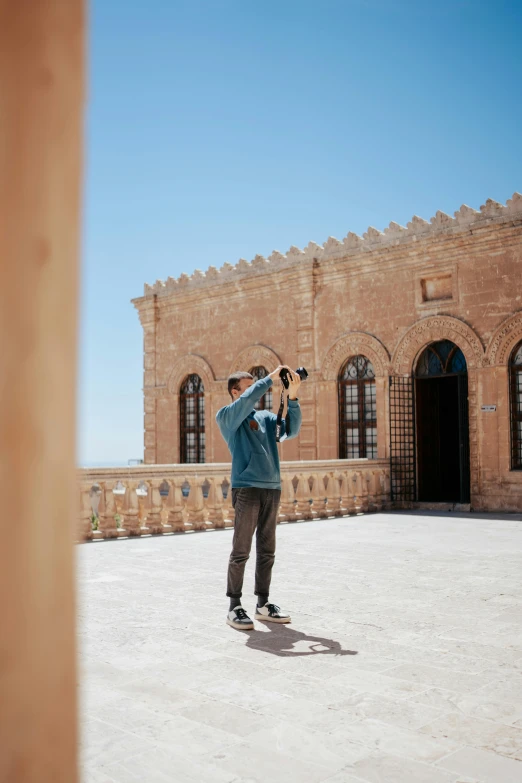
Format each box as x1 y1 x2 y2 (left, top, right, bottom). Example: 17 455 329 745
77 459 390 542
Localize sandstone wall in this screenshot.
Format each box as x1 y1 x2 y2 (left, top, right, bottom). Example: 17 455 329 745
133 194 522 511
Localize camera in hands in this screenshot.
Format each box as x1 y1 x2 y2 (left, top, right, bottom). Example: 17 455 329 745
279 367 308 389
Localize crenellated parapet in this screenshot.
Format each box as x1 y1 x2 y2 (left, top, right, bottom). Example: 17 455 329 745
140 192 522 299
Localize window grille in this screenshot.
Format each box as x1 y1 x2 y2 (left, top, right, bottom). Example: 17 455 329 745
338 355 377 459
510 342 522 470
389 375 416 501
249 366 273 411
180 374 205 463
416 340 467 376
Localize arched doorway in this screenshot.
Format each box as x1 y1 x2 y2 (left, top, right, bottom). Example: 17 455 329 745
415 340 470 502
509 341 522 469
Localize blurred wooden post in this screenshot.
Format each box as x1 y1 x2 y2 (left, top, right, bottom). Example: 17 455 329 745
0 2 84 782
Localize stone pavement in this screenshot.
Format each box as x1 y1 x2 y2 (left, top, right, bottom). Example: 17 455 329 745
78 511 522 783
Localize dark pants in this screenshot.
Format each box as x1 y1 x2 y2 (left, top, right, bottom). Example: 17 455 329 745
226 487 281 600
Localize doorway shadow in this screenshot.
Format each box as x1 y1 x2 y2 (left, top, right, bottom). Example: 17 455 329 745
245 623 358 658
387 509 522 522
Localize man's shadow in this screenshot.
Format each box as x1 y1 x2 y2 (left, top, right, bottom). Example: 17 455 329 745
245 623 358 658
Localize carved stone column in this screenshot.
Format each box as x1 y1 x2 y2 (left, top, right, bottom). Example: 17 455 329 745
186 475 208 530
339 471 354 515
112 481 127 533
0 3 84 780
382 470 391 510
371 470 384 511
279 473 297 522
206 476 226 529
353 471 364 514
148 479 167 534
167 479 187 532
98 482 119 539
124 483 141 536
136 482 150 532
295 473 313 520
310 472 327 518
79 482 94 541
222 481 235 527
324 473 341 517
159 480 173 532
366 471 378 512
360 471 370 513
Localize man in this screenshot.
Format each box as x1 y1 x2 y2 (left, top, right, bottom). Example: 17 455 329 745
216 365 302 630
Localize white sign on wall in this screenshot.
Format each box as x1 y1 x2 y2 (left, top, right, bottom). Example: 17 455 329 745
481 405 497 412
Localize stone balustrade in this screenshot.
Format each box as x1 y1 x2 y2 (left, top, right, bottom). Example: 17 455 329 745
77 459 390 542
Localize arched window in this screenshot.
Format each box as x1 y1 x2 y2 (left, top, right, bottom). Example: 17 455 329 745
510 342 522 469
180 374 205 463
249 366 273 411
339 355 376 459
416 340 467 376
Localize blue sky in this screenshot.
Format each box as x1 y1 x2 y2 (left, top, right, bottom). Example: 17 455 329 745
79 0 522 465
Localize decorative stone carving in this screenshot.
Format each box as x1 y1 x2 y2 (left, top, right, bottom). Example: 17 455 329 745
286 245 305 258
391 315 484 374
167 354 216 394
165 276 178 293
252 254 267 269
406 215 431 234
185 476 208 530
205 477 226 528
229 344 282 375
480 198 506 218
322 236 344 256
430 211 455 228
486 311 522 366
383 221 407 237
268 250 286 266
363 226 384 242
321 332 390 380
454 204 480 223
343 231 364 250
506 192 522 213
139 193 522 299
304 241 324 258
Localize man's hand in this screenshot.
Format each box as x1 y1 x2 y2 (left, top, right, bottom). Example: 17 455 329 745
286 369 301 400
268 365 286 382
269 365 301 400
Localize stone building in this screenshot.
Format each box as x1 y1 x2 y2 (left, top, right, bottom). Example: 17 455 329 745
133 193 522 512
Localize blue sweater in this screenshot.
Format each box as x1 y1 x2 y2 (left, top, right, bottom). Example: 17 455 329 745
216 376 302 489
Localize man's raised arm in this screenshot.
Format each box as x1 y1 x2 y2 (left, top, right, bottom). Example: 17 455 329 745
216 377 273 433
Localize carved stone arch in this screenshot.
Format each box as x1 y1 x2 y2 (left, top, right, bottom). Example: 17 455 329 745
486 311 522 366
391 316 484 375
229 345 282 375
167 354 215 394
321 332 390 381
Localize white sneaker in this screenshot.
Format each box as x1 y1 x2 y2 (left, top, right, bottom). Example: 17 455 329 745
226 605 254 630
255 602 291 623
